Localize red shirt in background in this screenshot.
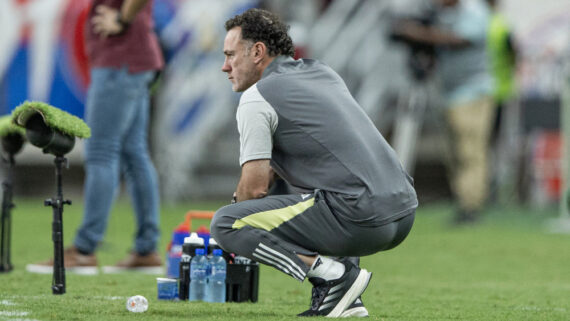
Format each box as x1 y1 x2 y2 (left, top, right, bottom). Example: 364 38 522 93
85 0 164 73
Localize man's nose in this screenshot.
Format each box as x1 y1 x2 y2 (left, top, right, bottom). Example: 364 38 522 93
221 60 231 72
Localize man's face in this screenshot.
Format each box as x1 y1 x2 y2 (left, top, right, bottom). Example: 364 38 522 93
221 27 261 92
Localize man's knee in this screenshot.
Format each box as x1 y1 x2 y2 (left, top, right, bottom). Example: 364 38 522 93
210 205 235 251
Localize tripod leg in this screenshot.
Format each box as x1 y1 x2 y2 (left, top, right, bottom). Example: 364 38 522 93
1 179 14 273
5 204 12 272
0 207 6 271
48 156 69 294
392 85 428 175
51 206 65 294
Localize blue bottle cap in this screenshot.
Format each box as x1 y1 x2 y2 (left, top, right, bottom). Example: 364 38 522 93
195 248 205 255
213 249 222 256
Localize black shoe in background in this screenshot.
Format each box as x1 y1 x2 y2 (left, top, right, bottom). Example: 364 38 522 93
452 209 480 225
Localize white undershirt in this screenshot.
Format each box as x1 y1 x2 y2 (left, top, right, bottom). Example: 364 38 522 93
236 84 278 166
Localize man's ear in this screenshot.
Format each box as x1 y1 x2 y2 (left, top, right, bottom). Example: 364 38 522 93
252 42 267 63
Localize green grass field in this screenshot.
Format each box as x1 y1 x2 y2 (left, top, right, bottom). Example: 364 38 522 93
1 198 569 320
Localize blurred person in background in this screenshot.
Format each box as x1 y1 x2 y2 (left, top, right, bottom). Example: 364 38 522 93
211 8 417 317
27 0 163 274
393 0 493 224
486 0 517 138
486 0 518 200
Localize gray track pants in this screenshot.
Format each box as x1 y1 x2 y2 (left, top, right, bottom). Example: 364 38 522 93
210 191 415 281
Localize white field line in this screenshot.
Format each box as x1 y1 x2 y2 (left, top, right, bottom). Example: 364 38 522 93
92 296 128 301
0 299 37 320
0 296 44 300
0 311 29 316
1 295 127 301
0 295 126 321
515 305 567 313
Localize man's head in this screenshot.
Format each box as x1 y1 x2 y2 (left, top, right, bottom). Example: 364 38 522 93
221 9 294 92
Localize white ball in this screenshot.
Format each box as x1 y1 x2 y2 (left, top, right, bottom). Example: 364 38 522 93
126 295 148 313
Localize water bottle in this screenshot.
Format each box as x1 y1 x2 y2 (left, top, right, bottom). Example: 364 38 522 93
207 238 221 256
178 254 191 301
206 249 227 303
182 232 205 256
208 237 233 263
189 248 207 301
205 237 218 277
179 233 204 300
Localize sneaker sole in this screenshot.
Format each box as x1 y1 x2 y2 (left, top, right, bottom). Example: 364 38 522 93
26 264 99 275
340 306 369 318
102 266 165 274
326 270 372 318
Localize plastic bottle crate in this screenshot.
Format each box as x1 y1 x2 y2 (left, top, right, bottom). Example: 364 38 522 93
225 261 259 303
181 210 260 303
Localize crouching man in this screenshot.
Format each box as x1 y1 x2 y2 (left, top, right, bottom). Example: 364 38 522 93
211 9 418 317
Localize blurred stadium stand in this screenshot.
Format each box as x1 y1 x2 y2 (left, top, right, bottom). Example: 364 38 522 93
1 0 569 207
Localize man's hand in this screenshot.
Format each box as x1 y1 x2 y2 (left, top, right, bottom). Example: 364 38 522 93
91 5 125 38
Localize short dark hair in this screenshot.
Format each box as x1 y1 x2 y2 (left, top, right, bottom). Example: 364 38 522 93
225 8 295 57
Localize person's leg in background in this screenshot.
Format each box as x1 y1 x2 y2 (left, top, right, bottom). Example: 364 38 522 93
488 100 503 203
108 70 162 272
446 96 494 223
75 68 161 270
75 67 135 254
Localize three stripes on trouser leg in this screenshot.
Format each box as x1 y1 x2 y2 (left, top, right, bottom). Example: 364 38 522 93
253 243 306 281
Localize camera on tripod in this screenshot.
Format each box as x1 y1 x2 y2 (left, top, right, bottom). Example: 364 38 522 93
389 13 437 82
11 101 90 294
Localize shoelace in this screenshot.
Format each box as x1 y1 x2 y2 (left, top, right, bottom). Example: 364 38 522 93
310 284 330 310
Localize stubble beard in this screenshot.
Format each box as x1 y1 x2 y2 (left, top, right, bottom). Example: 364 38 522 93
236 66 261 92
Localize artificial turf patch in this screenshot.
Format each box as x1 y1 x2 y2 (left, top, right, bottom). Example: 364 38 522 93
0 115 25 138
12 101 91 138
